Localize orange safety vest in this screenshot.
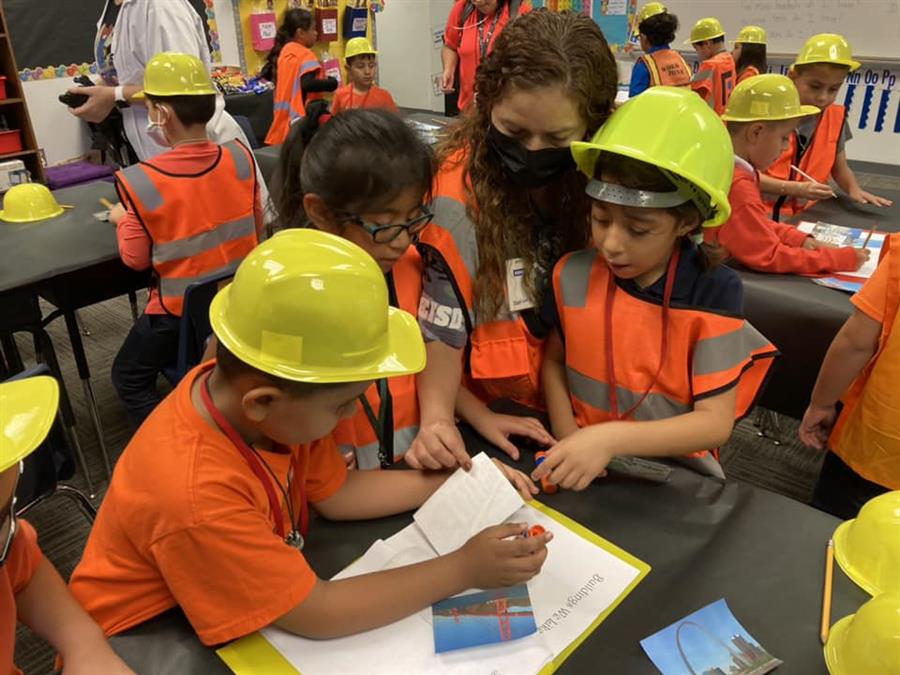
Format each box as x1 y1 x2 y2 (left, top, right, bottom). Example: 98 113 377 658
764 104 845 219
691 50 736 114
736 64 760 85
419 151 546 409
554 248 777 476
640 49 692 88
265 43 322 145
331 248 423 468
115 140 258 316
830 235 900 489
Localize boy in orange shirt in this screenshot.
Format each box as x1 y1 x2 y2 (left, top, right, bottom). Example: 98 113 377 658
69 229 547 648
687 17 736 114
713 74 868 275
800 235 900 519
331 38 398 115
0 377 131 674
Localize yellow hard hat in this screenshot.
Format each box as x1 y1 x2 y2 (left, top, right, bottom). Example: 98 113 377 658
0 183 64 223
733 25 767 45
345 37 377 62
833 491 900 596
209 229 426 384
685 17 725 44
133 52 217 100
0 376 59 473
631 2 667 37
824 592 900 675
722 74 820 122
793 33 861 72
570 87 733 228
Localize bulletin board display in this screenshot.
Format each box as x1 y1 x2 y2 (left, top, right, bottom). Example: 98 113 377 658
531 0 639 52
11 0 221 82
235 0 373 81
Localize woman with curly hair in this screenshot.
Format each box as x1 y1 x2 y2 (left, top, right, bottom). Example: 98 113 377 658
408 9 618 470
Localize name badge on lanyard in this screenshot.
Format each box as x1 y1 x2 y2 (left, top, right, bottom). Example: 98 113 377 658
506 258 535 313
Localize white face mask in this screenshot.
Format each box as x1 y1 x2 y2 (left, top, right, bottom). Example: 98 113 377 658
145 105 170 147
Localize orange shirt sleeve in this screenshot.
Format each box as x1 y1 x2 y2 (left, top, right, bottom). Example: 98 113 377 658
330 85 350 115
444 1 465 50
305 434 348 503
851 248 892 323
6 520 42 594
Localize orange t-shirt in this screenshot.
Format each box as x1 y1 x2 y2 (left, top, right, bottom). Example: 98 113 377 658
69 362 348 646
851 250 890 323
2 521 42 675
330 84 398 115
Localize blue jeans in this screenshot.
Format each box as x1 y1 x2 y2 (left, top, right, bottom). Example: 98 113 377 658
111 313 180 429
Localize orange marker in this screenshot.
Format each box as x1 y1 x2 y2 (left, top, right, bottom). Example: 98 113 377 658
535 451 557 494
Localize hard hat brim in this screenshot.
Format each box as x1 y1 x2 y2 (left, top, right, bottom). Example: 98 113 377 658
685 31 724 45
823 613 853 675
132 90 146 100
0 376 59 473
209 290 427 384
793 57 861 72
0 205 65 223
833 519 883 596
721 103 820 122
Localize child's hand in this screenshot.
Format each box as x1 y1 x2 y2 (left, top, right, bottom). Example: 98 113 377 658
405 419 472 471
108 202 126 225
531 427 613 491
799 404 838 450
470 411 555 461
492 458 539 501
802 237 836 250
456 522 551 589
849 188 893 207
852 247 871 270
798 181 835 201
342 450 357 470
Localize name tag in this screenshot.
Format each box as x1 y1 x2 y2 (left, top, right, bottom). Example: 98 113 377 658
506 258 534 312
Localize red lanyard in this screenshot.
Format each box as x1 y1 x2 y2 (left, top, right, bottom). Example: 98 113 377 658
199 373 308 541
604 247 680 420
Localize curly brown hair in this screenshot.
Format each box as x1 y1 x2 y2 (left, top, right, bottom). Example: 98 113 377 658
439 9 618 320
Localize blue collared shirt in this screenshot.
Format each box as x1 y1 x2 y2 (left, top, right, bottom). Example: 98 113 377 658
629 44 670 98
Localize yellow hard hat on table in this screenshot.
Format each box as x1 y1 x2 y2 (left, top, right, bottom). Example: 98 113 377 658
570 87 733 228
0 183 64 223
0 376 59 472
824 592 900 675
209 229 426 384
793 33 861 72
722 74 820 122
344 37 378 62
133 52 217 100
733 25 767 45
833 490 900 596
685 17 725 44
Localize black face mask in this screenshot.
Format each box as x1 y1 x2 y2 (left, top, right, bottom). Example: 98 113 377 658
487 123 576 189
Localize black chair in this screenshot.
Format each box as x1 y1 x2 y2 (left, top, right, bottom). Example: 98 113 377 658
8 365 97 523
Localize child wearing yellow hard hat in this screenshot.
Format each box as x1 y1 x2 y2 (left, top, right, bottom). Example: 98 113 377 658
800 234 900 519
732 25 768 84
536 87 777 490
760 33 893 216
711 74 868 275
330 37 398 115
0 377 132 673
686 17 736 114
629 2 691 97
69 229 547 646
108 52 263 430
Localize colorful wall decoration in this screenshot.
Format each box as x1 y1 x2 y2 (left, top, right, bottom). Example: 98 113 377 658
531 0 638 52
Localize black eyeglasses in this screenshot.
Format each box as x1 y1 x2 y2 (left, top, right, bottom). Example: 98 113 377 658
342 205 433 244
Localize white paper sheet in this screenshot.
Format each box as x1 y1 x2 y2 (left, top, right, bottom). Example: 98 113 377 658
413 452 525 556
798 220 885 279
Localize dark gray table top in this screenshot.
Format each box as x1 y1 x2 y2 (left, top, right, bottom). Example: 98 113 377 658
0 181 117 295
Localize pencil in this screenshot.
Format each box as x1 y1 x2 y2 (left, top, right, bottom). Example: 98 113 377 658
431 117 449 126
790 164 837 197
821 539 835 645
99 197 114 210
863 224 878 248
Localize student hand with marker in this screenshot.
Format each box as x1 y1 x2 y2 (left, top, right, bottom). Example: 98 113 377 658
456 387 555 461
457 522 552 589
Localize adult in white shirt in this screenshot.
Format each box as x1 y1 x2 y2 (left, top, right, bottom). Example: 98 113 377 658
70 0 252 162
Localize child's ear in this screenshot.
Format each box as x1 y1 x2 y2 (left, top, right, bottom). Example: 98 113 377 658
242 385 284 424
787 67 797 81
303 193 342 234
747 122 765 144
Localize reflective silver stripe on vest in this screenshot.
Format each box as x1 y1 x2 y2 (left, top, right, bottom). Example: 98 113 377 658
158 259 242 301
429 195 479 281
692 68 714 83
152 215 257 264
223 140 252 181
120 163 164 212
559 248 598 309
566 365 691 421
351 425 420 471
692 322 771 377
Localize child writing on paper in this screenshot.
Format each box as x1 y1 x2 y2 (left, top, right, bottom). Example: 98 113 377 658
536 87 778 491
628 2 691 97
330 38 398 115
732 26 768 84
800 236 900 519
761 34 893 218
70 230 549 648
687 17 736 114
274 107 554 469
711 74 868 275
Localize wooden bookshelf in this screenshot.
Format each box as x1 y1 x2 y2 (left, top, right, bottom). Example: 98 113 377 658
0 2 44 183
